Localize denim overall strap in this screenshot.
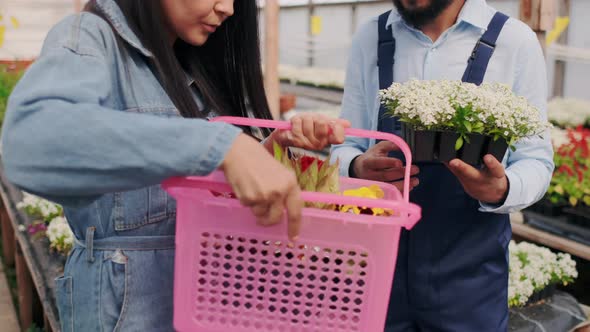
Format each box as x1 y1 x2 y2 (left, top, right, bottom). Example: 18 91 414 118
462 12 509 85
377 10 400 135
76 227 175 262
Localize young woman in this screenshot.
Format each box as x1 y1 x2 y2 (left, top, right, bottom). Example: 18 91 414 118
1 0 348 330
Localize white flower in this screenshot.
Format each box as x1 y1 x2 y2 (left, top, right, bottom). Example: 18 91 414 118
17 192 62 221
548 97 590 127
508 241 578 307
380 80 551 142
46 216 74 255
278 64 345 90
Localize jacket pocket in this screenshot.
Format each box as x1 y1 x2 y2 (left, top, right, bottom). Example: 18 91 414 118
113 185 174 231
100 250 129 331
55 276 74 332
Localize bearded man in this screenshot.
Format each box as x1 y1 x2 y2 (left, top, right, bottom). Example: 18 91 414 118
331 1 554 330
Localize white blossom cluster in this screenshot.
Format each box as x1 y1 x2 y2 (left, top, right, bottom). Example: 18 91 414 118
278 64 345 90
16 192 62 222
508 241 578 307
379 80 551 143
550 127 569 147
548 97 590 127
17 192 73 255
46 216 74 254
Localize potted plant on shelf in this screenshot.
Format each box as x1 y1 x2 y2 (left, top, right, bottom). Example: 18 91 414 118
508 241 577 308
17 193 74 261
547 97 590 129
379 80 551 165
552 126 590 227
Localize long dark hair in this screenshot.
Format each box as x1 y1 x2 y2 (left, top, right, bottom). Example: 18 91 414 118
85 0 272 135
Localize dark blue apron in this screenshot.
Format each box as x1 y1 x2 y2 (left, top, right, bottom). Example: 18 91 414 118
376 11 512 331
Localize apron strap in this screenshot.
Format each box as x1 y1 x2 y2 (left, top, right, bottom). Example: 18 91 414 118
462 12 509 85
377 10 401 135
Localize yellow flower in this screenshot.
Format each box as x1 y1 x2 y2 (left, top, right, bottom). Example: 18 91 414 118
339 185 392 216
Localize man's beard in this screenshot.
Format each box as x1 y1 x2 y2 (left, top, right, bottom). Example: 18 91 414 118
392 0 454 28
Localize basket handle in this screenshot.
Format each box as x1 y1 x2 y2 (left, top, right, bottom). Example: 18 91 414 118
163 175 421 229
211 116 414 203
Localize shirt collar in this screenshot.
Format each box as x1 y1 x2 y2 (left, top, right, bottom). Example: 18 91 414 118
457 0 493 30
386 0 492 31
95 0 195 86
95 0 153 58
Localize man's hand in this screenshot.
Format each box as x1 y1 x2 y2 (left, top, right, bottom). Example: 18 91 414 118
351 141 420 192
447 154 509 204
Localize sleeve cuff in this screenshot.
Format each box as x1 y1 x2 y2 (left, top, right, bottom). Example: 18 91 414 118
479 169 521 214
189 121 243 175
332 147 363 177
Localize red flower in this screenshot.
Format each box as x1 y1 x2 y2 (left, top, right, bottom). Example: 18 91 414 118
557 146 569 157
300 156 324 172
559 165 574 176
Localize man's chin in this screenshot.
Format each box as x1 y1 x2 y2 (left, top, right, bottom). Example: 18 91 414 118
392 0 454 27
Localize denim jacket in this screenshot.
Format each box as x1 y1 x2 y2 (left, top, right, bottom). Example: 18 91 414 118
1 0 241 330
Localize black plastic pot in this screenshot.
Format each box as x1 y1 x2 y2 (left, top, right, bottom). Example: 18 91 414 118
527 199 567 217
486 137 509 163
526 284 556 306
461 134 486 165
402 124 437 162
438 131 460 163
563 206 590 229
401 124 509 166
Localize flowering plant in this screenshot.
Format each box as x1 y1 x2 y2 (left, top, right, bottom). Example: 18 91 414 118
279 64 345 91
273 142 339 210
546 126 590 207
16 192 62 222
548 97 590 128
17 193 74 256
26 221 48 240
509 241 577 307
46 216 74 255
379 80 551 151
273 142 393 216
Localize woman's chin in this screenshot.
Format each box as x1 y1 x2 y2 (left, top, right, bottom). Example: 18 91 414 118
179 31 210 46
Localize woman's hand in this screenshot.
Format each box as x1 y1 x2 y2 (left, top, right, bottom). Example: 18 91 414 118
264 113 351 152
221 133 303 241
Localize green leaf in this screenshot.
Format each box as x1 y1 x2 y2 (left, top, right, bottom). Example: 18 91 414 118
455 136 464 151
273 141 283 161
464 121 472 132
316 164 340 194
317 159 327 179
569 196 578 206
300 160 319 192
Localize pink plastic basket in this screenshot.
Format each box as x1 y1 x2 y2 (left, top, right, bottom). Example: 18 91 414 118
163 117 421 332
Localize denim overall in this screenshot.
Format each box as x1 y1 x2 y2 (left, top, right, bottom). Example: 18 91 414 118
376 11 512 331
